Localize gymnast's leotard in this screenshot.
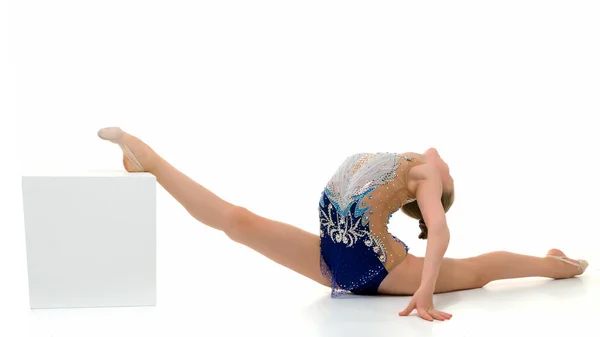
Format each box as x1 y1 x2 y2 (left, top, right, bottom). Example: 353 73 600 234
318 152 425 296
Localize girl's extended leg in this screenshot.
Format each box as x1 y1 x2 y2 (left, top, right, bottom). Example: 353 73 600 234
380 249 587 295
98 127 330 287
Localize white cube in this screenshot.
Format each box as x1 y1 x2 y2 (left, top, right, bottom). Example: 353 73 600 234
21 171 156 309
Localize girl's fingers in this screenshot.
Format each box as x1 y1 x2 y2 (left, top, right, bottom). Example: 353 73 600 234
429 311 446 321
398 302 415 316
417 308 434 322
439 311 452 319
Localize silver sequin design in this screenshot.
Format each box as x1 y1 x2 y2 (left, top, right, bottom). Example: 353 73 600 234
319 201 387 262
325 153 400 214
320 152 410 263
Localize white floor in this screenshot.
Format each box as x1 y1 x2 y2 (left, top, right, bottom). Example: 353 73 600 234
3 184 599 337
3 267 596 337
3 170 599 337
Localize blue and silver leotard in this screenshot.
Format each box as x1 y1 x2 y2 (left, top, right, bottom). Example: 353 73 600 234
318 152 424 296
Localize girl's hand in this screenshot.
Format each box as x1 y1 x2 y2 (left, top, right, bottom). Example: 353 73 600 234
398 286 452 321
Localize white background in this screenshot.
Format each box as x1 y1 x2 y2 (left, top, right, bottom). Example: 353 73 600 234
2 1 599 336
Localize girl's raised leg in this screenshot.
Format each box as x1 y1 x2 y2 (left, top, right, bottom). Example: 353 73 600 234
98 127 330 287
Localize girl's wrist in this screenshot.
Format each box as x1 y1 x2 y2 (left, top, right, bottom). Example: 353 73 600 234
418 280 436 292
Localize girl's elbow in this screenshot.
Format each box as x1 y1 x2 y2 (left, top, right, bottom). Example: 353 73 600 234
430 224 450 239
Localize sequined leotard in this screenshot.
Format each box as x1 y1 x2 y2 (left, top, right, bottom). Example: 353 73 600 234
319 152 425 296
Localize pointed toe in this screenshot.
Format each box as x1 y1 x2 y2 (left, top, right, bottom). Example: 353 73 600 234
97 127 124 143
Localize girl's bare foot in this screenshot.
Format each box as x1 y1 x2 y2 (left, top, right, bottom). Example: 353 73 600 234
97 127 159 173
545 248 588 279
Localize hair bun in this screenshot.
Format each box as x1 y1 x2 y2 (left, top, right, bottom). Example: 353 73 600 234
418 220 428 240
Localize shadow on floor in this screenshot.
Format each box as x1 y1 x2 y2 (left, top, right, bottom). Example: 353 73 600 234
301 276 591 336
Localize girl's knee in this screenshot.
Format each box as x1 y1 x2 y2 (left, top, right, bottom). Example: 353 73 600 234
467 257 490 288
